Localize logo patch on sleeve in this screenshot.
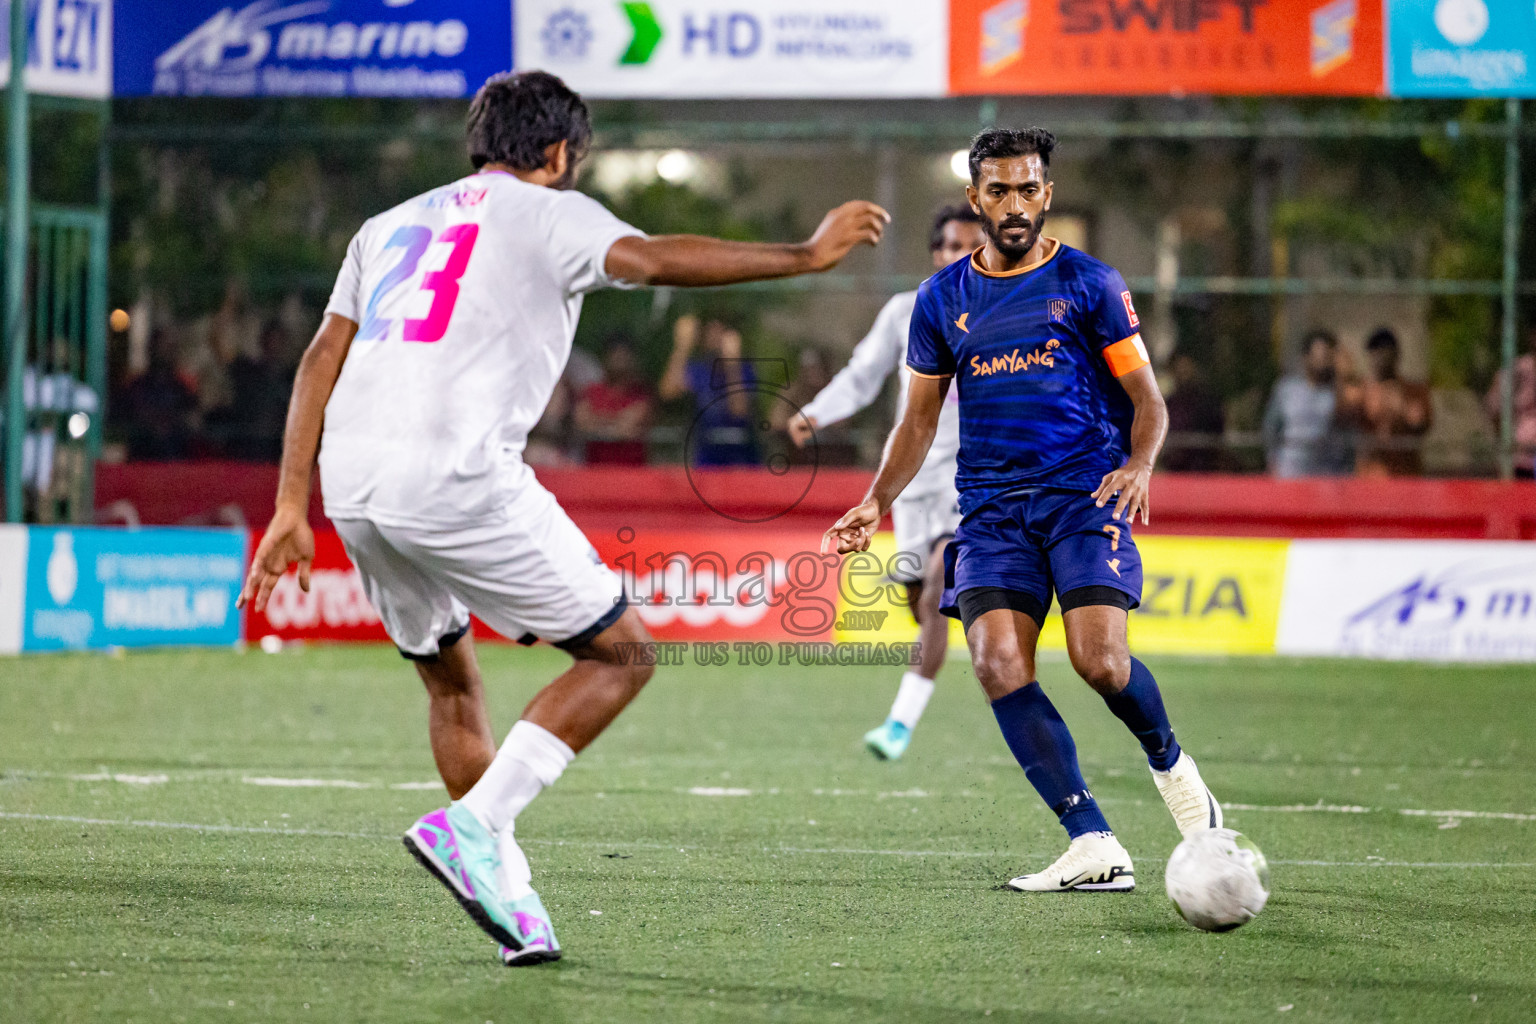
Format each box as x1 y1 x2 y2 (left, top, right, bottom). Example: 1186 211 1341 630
1121 291 1140 328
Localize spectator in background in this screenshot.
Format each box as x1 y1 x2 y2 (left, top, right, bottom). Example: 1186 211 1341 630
1162 351 1225 472
659 313 759 466
776 346 857 465
1339 328 1433 477
1484 347 1536 479
575 337 655 465
1262 329 1351 478
525 347 602 466
219 321 296 461
119 328 198 460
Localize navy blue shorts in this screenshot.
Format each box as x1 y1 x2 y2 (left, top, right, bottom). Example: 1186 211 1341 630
940 488 1143 630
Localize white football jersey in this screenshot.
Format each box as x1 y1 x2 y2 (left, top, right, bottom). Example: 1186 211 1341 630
320 171 643 527
800 290 961 497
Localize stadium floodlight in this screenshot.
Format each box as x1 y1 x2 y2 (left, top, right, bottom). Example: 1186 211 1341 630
949 149 969 181
67 412 90 439
656 150 698 185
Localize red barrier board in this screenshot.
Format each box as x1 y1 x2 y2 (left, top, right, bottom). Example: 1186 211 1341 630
243 529 389 644
949 0 1384 96
243 526 849 645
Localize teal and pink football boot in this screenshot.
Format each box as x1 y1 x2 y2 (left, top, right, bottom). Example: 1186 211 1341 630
403 804 561 965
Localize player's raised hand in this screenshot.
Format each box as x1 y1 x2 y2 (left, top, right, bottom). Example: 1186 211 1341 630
805 201 890 272
1093 461 1153 525
821 499 882 555
237 504 315 614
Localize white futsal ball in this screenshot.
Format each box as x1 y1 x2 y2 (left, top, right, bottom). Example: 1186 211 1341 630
1165 828 1270 932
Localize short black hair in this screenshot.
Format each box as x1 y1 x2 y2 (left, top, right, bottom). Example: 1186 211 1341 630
1303 328 1339 351
1365 327 1399 352
968 127 1057 185
929 204 982 251
466 71 593 172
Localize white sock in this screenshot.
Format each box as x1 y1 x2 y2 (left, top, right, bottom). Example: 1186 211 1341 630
888 671 936 730
457 720 575 836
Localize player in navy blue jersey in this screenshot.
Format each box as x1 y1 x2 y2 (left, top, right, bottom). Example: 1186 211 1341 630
823 127 1222 892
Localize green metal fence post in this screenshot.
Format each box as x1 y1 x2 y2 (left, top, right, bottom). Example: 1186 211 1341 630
1499 98 1522 480
4 0 29 521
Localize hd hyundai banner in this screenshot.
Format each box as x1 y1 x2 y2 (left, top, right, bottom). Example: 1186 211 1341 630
949 0 1385 95
112 0 510 97
514 0 949 97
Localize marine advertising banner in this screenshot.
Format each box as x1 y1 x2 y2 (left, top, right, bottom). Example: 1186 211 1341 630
1277 540 1536 661
0 0 113 99
242 527 387 645
514 0 949 97
20 527 246 652
1387 0 1536 96
113 0 511 97
949 0 1385 95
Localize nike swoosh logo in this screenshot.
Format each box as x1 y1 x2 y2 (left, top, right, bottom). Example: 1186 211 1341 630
954 312 969 333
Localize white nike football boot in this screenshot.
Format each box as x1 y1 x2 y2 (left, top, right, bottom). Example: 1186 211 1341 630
1152 751 1223 837
1007 831 1135 892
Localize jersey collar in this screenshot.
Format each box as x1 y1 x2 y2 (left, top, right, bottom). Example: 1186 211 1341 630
969 237 1061 278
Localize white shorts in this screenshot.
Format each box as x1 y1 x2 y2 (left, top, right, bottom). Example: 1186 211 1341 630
333 481 625 659
889 484 961 586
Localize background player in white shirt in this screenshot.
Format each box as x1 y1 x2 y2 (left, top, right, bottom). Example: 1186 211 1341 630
237 71 888 965
786 206 984 761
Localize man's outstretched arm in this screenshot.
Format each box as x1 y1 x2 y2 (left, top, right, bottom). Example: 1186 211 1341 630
822 372 949 555
237 312 358 612
606 201 888 287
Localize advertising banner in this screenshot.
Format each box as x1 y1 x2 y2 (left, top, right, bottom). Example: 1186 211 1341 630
593 527 844 642
949 0 1384 96
1277 540 1536 661
514 0 948 97
113 0 510 98
0 0 113 99
242 527 387 644
1387 0 1535 96
0 525 26 655
20 527 246 652
832 533 1289 656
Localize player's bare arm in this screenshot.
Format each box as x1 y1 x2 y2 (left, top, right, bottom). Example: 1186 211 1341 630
1091 363 1168 525
606 200 889 286
822 372 949 555
236 312 358 613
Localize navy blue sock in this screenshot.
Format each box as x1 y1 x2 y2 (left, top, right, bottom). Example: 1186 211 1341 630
1102 657 1182 771
991 682 1111 839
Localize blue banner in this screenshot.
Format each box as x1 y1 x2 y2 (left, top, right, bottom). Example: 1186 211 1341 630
22 527 247 652
113 0 512 97
1388 0 1536 95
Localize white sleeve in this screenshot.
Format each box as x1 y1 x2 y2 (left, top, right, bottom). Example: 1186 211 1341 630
324 227 366 323
800 295 909 427
545 191 647 295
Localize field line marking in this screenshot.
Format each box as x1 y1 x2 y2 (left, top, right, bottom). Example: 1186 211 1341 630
0 811 384 840
3 811 1534 868
242 776 373 789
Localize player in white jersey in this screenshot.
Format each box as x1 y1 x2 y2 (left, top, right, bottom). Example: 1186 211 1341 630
237 71 888 965
786 206 984 761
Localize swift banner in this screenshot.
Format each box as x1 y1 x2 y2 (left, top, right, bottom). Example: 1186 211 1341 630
112 0 510 97
949 0 1384 95
515 0 948 97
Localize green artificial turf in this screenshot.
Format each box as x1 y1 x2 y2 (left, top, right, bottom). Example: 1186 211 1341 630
2 645 1533 1023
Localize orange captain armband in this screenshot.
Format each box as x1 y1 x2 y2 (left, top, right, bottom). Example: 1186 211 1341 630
1103 333 1150 377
